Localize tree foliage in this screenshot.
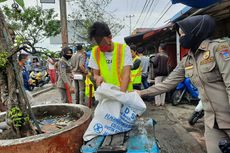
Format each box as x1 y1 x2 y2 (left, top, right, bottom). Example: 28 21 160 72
69 0 124 44
3 6 60 47
0 0 25 8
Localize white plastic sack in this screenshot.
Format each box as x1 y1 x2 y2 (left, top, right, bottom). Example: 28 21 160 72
83 83 146 141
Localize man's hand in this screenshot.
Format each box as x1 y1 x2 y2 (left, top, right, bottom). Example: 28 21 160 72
135 90 141 96
95 75 103 86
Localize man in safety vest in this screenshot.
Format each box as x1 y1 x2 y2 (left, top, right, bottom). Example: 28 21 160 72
88 22 133 92
130 45 142 90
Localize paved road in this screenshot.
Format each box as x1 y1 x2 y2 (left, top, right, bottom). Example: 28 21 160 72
143 102 206 153
30 88 61 106
32 89 206 153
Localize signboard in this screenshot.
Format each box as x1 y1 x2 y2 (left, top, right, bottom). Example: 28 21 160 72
40 0 55 3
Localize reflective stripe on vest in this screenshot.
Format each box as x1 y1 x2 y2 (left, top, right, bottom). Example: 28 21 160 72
92 42 133 91
85 74 94 97
131 56 142 84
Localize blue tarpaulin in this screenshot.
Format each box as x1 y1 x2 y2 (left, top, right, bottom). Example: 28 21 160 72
171 0 221 8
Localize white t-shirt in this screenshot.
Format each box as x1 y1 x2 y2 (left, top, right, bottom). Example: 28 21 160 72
47 57 55 69
89 46 133 70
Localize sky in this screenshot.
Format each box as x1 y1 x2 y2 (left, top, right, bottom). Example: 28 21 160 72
0 0 185 51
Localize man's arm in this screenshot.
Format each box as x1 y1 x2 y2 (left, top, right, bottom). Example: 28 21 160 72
47 58 55 65
140 57 186 97
92 69 103 86
71 54 78 73
120 65 131 92
131 59 141 70
79 55 87 74
214 41 230 105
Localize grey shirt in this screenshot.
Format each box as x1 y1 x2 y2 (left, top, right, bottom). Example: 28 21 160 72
71 52 85 74
139 55 149 77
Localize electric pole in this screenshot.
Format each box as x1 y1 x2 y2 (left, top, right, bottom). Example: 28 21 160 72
126 15 135 34
60 0 68 48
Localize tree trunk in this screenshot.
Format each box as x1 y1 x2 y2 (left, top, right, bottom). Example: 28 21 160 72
0 8 36 138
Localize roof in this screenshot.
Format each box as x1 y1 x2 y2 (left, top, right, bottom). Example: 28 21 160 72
126 0 230 47
170 6 192 22
170 0 230 22
171 0 221 8
124 24 173 47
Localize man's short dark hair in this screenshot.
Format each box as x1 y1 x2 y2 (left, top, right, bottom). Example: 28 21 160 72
77 45 83 51
159 43 167 50
88 22 111 41
129 44 137 51
18 53 28 61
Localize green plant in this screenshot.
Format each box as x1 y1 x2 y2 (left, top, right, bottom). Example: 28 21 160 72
0 51 9 69
3 6 60 47
0 0 25 9
8 106 30 127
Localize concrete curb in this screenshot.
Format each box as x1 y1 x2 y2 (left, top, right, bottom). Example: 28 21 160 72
32 86 54 97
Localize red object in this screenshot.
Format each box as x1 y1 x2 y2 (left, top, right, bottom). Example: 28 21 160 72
48 69 56 85
180 47 189 59
165 44 177 69
64 83 72 103
88 84 93 108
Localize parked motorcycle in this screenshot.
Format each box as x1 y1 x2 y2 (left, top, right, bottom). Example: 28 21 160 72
172 77 200 106
188 100 204 125
29 68 50 91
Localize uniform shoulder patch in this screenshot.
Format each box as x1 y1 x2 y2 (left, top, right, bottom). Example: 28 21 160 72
218 43 230 60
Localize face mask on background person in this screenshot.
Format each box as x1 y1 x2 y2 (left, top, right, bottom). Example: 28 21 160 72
62 47 73 60
63 54 72 60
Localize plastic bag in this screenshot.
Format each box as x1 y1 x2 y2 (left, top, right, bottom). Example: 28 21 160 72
83 83 146 141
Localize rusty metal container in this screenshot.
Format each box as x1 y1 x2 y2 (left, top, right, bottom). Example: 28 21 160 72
0 104 92 153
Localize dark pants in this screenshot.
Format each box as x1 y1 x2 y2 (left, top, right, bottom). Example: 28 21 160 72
142 75 149 89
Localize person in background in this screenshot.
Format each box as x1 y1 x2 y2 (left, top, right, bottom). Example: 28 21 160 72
88 22 133 92
57 47 75 103
137 47 149 89
32 58 40 70
18 53 32 91
71 44 88 104
130 45 142 90
152 43 169 107
138 15 230 153
47 54 56 86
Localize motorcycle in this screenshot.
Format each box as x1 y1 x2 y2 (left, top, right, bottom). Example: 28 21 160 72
172 77 200 106
188 100 204 125
29 68 50 91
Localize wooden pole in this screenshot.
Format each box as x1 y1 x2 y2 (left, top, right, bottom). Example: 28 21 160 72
60 0 68 48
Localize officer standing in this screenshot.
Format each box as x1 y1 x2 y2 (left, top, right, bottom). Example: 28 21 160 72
57 47 75 103
138 15 230 153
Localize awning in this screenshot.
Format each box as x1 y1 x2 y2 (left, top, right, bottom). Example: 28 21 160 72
171 0 221 8
124 24 173 47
